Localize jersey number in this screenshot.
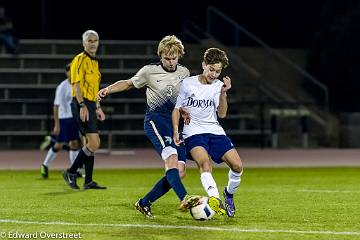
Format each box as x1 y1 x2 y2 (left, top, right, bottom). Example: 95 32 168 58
166 85 173 97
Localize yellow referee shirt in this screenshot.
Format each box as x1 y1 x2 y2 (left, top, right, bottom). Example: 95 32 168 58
70 51 101 102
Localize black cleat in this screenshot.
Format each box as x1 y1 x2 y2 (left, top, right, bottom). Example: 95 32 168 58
134 199 154 218
83 181 107 190
40 164 48 179
62 170 80 189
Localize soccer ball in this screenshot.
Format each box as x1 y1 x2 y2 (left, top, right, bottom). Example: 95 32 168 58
190 197 215 220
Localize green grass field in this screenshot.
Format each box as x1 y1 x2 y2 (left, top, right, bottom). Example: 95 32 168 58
0 167 359 240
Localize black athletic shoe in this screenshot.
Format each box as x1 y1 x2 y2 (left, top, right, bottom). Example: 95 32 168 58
40 164 48 179
83 181 107 190
62 170 79 189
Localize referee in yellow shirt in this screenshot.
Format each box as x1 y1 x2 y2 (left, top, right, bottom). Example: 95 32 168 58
63 30 106 190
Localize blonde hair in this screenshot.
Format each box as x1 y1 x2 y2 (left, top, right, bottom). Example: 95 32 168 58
157 35 185 58
82 30 99 43
203 47 229 68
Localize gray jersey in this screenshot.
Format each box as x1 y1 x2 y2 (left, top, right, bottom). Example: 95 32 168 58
130 63 190 120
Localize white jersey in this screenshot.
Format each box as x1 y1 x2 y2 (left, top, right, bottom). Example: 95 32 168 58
175 75 226 138
130 63 190 120
54 79 73 119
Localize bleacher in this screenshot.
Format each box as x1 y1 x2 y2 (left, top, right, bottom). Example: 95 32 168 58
0 40 268 149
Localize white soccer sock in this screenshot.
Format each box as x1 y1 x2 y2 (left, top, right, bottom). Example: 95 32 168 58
69 149 80 164
200 172 220 198
226 169 242 195
43 148 57 166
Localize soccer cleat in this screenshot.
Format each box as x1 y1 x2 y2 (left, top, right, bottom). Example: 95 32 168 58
208 196 226 215
134 199 154 218
40 164 48 179
179 195 201 212
223 188 235 217
62 170 80 189
39 135 51 150
83 181 107 190
40 135 55 151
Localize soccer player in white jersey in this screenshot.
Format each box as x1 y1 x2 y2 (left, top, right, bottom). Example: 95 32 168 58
97 35 200 218
172 48 244 217
40 64 81 179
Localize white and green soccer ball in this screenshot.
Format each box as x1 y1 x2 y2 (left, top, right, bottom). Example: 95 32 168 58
190 197 215 220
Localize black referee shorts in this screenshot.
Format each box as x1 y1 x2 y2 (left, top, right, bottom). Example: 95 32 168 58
71 98 98 135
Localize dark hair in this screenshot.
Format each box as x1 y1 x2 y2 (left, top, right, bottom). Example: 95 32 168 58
65 63 71 71
203 48 229 68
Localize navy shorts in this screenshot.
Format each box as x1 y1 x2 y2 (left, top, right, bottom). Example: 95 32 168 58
56 118 80 143
144 115 186 162
185 133 234 164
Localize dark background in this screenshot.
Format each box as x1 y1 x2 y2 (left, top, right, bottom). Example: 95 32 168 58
2 0 360 112
2 0 326 47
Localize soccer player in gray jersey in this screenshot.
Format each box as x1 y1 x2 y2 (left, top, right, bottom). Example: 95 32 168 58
172 48 243 217
98 35 200 218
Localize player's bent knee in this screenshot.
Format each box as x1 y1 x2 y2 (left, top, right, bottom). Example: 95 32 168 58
161 146 177 161
87 141 100 152
196 158 212 172
53 143 63 151
231 163 243 174
86 134 100 149
69 140 80 150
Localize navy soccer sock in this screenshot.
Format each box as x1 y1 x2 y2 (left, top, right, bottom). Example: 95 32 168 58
140 176 171 207
166 168 187 201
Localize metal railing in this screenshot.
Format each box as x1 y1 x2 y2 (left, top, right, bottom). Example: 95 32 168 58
0 98 331 148
205 6 329 110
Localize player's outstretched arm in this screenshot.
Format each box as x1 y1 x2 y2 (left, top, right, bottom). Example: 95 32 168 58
97 80 134 101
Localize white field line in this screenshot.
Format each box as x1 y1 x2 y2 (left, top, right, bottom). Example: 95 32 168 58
297 189 360 193
0 219 359 236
